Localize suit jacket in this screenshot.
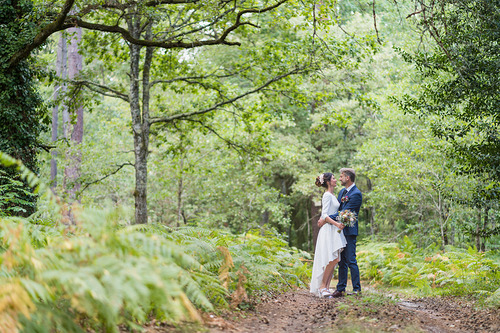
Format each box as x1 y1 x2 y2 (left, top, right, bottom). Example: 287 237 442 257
329 185 362 236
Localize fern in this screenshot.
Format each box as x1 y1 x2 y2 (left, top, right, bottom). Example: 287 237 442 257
358 237 500 302
0 152 314 330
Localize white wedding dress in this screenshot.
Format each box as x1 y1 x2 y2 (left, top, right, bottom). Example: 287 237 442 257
310 191 347 296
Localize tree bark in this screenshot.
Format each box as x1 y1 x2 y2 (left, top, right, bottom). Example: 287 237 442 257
63 26 84 201
51 33 68 190
129 17 151 224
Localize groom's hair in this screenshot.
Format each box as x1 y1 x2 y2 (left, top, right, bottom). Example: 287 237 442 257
340 168 356 182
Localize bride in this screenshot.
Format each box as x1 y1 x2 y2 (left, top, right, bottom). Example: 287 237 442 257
310 172 347 297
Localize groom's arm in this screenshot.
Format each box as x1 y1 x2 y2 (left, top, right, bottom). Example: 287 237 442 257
328 191 362 221
324 215 345 229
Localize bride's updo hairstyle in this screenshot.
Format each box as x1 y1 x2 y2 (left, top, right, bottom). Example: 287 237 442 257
315 172 333 189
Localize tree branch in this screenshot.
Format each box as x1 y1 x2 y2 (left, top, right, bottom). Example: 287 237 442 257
144 0 200 6
183 119 249 155
372 0 382 44
73 80 129 102
72 0 288 49
8 0 76 68
150 66 251 87
79 162 134 194
163 7 234 41
150 66 306 124
73 18 239 48
79 0 199 17
37 143 56 153
406 9 424 19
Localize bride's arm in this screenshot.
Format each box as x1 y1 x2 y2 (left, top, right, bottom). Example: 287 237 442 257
318 194 330 228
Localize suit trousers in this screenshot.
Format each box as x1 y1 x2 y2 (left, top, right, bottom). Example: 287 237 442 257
337 234 361 292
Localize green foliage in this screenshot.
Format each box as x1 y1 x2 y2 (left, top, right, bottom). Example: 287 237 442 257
0 153 207 330
0 1 48 216
358 238 500 303
0 169 37 216
398 0 500 199
0 153 309 330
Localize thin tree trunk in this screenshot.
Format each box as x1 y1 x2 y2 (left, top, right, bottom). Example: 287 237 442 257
51 32 67 190
438 191 446 249
417 214 423 247
306 199 311 251
482 207 489 252
63 27 83 202
366 177 375 235
261 210 269 226
476 208 481 250
177 156 184 227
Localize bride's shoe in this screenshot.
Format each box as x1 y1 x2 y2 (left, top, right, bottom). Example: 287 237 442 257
318 288 331 298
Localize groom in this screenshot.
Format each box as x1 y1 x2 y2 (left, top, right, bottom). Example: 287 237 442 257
319 168 362 297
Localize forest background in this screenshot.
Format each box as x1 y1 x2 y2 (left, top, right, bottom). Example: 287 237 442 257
0 0 499 331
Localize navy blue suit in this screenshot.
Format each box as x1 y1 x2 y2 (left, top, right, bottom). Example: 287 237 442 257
329 185 362 292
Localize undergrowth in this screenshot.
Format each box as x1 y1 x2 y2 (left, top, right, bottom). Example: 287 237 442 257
357 236 500 308
0 152 310 332
0 212 310 332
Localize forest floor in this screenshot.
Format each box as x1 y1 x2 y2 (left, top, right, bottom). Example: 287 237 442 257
146 284 500 333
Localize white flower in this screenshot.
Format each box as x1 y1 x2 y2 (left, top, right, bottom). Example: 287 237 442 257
319 173 324 184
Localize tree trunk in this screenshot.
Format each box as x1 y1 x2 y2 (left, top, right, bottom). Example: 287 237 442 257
63 27 83 201
128 18 152 224
51 32 67 190
310 195 321 251
366 177 375 235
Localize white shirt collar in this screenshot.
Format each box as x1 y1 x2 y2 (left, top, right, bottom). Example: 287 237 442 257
345 183 356 193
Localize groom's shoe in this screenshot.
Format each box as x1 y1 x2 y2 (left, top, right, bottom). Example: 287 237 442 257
330 290 345 298
347 290 362 296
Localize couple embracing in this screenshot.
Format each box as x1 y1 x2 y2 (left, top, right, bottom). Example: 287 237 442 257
310 168 362 298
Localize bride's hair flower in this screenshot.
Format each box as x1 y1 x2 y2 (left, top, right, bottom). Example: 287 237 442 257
315 172 332 188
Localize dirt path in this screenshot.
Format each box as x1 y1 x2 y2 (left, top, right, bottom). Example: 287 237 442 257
205 288 500 333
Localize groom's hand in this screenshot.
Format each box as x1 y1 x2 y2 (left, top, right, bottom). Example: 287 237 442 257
317 218 326 228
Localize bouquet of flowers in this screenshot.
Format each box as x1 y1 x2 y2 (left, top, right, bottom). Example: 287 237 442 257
337 210 357 233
